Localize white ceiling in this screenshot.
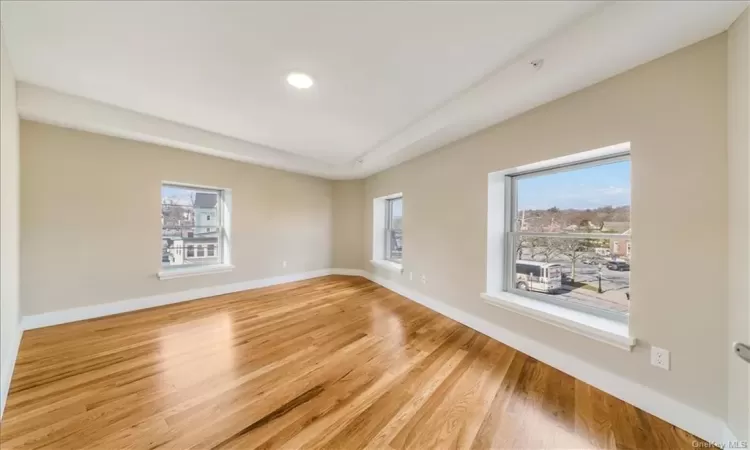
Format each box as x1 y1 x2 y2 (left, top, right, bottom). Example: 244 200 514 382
1 1 747 179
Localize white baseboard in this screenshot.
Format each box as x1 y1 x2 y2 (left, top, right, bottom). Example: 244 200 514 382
360 270 728 445
21 269 334 330
0 326 23 420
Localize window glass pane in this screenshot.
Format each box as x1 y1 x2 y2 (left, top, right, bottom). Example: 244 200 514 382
513 235 630 316
385 198 403 263
515 160 630 233
161 185 222 268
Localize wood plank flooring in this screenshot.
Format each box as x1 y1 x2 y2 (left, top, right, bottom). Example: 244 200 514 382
1 276 705 449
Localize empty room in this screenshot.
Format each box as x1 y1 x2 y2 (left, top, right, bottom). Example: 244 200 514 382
0 1 749 449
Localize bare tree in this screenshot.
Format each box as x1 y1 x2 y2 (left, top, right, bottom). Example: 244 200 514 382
557 239 588 282
530 237 560 262
516 238 523 260
516 237 529 260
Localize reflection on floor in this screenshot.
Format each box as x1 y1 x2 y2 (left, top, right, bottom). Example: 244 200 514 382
1 276 703 449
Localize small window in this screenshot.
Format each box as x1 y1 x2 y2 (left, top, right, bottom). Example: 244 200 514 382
385 197 403 263
506 152 631 322
161 183 229 269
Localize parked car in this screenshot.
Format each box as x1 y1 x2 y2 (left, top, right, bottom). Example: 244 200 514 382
606 261 630 271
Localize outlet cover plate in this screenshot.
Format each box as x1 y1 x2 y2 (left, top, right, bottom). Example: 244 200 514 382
650 346 670 370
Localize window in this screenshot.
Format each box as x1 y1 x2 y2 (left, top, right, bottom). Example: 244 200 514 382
160 183 231 272
501 149 631 322
371 193 404 272
385 197 403 263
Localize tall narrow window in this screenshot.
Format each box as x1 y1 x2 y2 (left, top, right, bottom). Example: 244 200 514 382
506 153 631 322
385 197 403 263
161 183 230 269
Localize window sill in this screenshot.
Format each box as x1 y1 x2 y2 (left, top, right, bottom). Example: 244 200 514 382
158 264 235 280
370 259 403 274
480 292 635 351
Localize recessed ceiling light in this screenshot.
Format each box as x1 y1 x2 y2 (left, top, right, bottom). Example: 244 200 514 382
287 72 314 89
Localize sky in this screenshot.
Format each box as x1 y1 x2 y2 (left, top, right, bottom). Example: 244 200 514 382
517 160 630 210
391 197 403 217
162 186 197 205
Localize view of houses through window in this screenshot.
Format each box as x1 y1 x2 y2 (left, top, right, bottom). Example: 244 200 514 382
161 184 224 268
510 156 631 320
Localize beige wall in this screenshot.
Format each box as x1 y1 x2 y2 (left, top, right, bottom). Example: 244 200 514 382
0 27 21 415
728 7 750 441
360 34 729 418
332 180 364 269
20 121 333 316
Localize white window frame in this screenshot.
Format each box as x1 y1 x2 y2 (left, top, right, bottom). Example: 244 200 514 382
371 192 404 273
158 181 233 280
505 154 631 323
483 142 635 350
384 197 403 263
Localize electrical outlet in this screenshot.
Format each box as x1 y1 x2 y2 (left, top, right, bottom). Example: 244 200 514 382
650 346 670 370
282 260 287 268
420 274 427 284
409 272 413 281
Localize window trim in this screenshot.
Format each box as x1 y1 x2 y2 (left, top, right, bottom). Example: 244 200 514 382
481 292 635 350
485 142 634 346
504 153 631 323
157 263 235 280
371 192 403 272
158 181 233 280
384 196 402 263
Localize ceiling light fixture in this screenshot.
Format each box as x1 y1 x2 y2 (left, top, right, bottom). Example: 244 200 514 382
286 72 314 89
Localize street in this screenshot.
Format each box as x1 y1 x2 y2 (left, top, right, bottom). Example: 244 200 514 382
518 252 630 314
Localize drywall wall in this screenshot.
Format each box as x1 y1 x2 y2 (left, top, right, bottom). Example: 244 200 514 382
0 27 21 416
20 121 333 316
332 180 364 269
359 34 729 420
727 6 750 442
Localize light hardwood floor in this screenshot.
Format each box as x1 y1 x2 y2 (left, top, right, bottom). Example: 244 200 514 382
1 276 705 449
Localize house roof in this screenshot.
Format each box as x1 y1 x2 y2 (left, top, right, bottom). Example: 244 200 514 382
194 193 218 208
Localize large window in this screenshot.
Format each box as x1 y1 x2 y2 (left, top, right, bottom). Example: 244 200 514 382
385 197 403 263
371 193 403 272
161 183 229 270
505 153 631 322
